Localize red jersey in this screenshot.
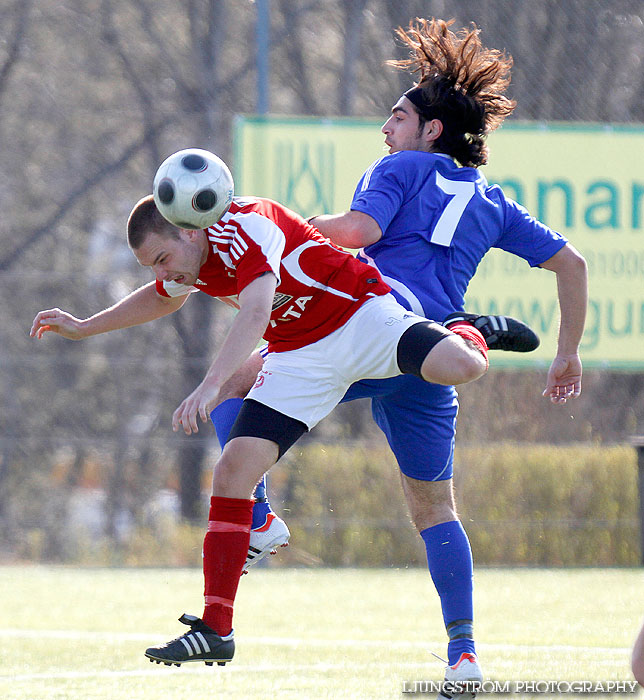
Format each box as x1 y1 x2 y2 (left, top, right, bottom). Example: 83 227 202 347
156 197 391 352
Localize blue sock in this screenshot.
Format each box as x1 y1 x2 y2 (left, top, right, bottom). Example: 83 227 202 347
250 483 272 529
210 398 244 449
210 398 272 529
420 520 476 666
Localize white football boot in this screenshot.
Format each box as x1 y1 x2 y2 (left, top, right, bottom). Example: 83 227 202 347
437 652 483 700
243 512 290 573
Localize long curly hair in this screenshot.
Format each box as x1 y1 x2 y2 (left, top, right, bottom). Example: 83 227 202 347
388 18 516 167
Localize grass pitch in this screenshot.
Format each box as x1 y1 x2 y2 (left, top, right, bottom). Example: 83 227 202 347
0 566 641 699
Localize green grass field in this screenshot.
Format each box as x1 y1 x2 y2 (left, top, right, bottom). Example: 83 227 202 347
0 566 641 699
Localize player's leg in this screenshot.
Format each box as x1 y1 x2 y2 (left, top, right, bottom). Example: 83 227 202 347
371 384 482 697
209 350 290 569
210 348 264 499
444 311 540 353
204 403 307 637
402 475 482 698
145 400 308 667
398 310 541 386
396 320 488 386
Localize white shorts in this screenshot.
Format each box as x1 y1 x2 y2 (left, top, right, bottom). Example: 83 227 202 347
246 294 428 429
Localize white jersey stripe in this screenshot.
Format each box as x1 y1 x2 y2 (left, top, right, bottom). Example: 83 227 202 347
281 241 360 301
358 250 424 316
209 237 232 246
230 237 247 260
217 211 285 284
360 157 385 192
234 234 248 250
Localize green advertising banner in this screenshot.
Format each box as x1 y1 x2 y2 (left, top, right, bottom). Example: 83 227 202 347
234 115 644 368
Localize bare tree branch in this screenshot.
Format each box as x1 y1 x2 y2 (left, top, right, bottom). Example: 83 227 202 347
276 0 323 114
0 123 163 271
0 0 33 108
339 0 369 115
101 0 162 169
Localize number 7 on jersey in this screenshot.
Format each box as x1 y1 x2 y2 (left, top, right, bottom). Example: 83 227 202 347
430 172 476 247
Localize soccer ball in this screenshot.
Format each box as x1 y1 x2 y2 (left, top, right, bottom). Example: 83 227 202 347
153 148 234 230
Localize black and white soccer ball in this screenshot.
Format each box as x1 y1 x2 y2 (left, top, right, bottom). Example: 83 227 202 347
153 148 234 230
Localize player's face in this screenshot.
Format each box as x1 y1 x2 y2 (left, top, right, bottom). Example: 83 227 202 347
382 96 432 154
134 230 206 286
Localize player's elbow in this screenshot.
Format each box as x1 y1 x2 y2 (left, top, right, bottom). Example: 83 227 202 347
567 245 588 279
347 212 382 248
546 243 587 280
243 304 272 334
324 211 382 249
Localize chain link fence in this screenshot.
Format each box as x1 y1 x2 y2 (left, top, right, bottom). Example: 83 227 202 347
1 0 642 563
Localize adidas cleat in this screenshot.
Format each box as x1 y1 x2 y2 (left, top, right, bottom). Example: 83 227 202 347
437 652 483 700
243 512 290 573
444 312 540 353
145 613 234 667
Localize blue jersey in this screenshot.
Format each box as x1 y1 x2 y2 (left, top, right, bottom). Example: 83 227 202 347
350 150 567 322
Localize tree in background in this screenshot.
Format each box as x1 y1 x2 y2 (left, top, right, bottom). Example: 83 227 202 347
0 0 642 558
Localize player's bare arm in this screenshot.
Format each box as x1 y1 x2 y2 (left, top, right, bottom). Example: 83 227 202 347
172 272 277 436
538 243 588 404
310 210 382 249
30 281 187 341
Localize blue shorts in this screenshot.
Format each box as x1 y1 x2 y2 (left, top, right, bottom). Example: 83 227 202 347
340 375 458 482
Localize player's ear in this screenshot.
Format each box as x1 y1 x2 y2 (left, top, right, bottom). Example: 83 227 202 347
183 228 201 241
425 118 443 143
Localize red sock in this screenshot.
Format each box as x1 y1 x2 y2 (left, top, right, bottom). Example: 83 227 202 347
202 496 254 636
446 321 489 368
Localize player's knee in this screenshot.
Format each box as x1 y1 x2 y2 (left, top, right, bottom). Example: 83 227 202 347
449 344 488 384
411 503 458 532
211 431 281 498
211 443 260 499
401 475 458 531
211 452 242 497
419 336 487 385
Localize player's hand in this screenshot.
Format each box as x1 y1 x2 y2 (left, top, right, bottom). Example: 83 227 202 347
30 308 86 340
542 353 582 404
172 380 221 435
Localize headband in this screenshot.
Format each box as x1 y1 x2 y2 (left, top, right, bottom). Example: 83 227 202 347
403 86 436 120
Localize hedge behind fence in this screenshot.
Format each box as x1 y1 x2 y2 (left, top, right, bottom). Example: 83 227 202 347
9 443 639 566
272 443 640 567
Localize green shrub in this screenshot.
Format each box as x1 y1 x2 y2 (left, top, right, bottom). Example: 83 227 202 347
270 443 640 567
454 444 639 566
9 443 639 567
